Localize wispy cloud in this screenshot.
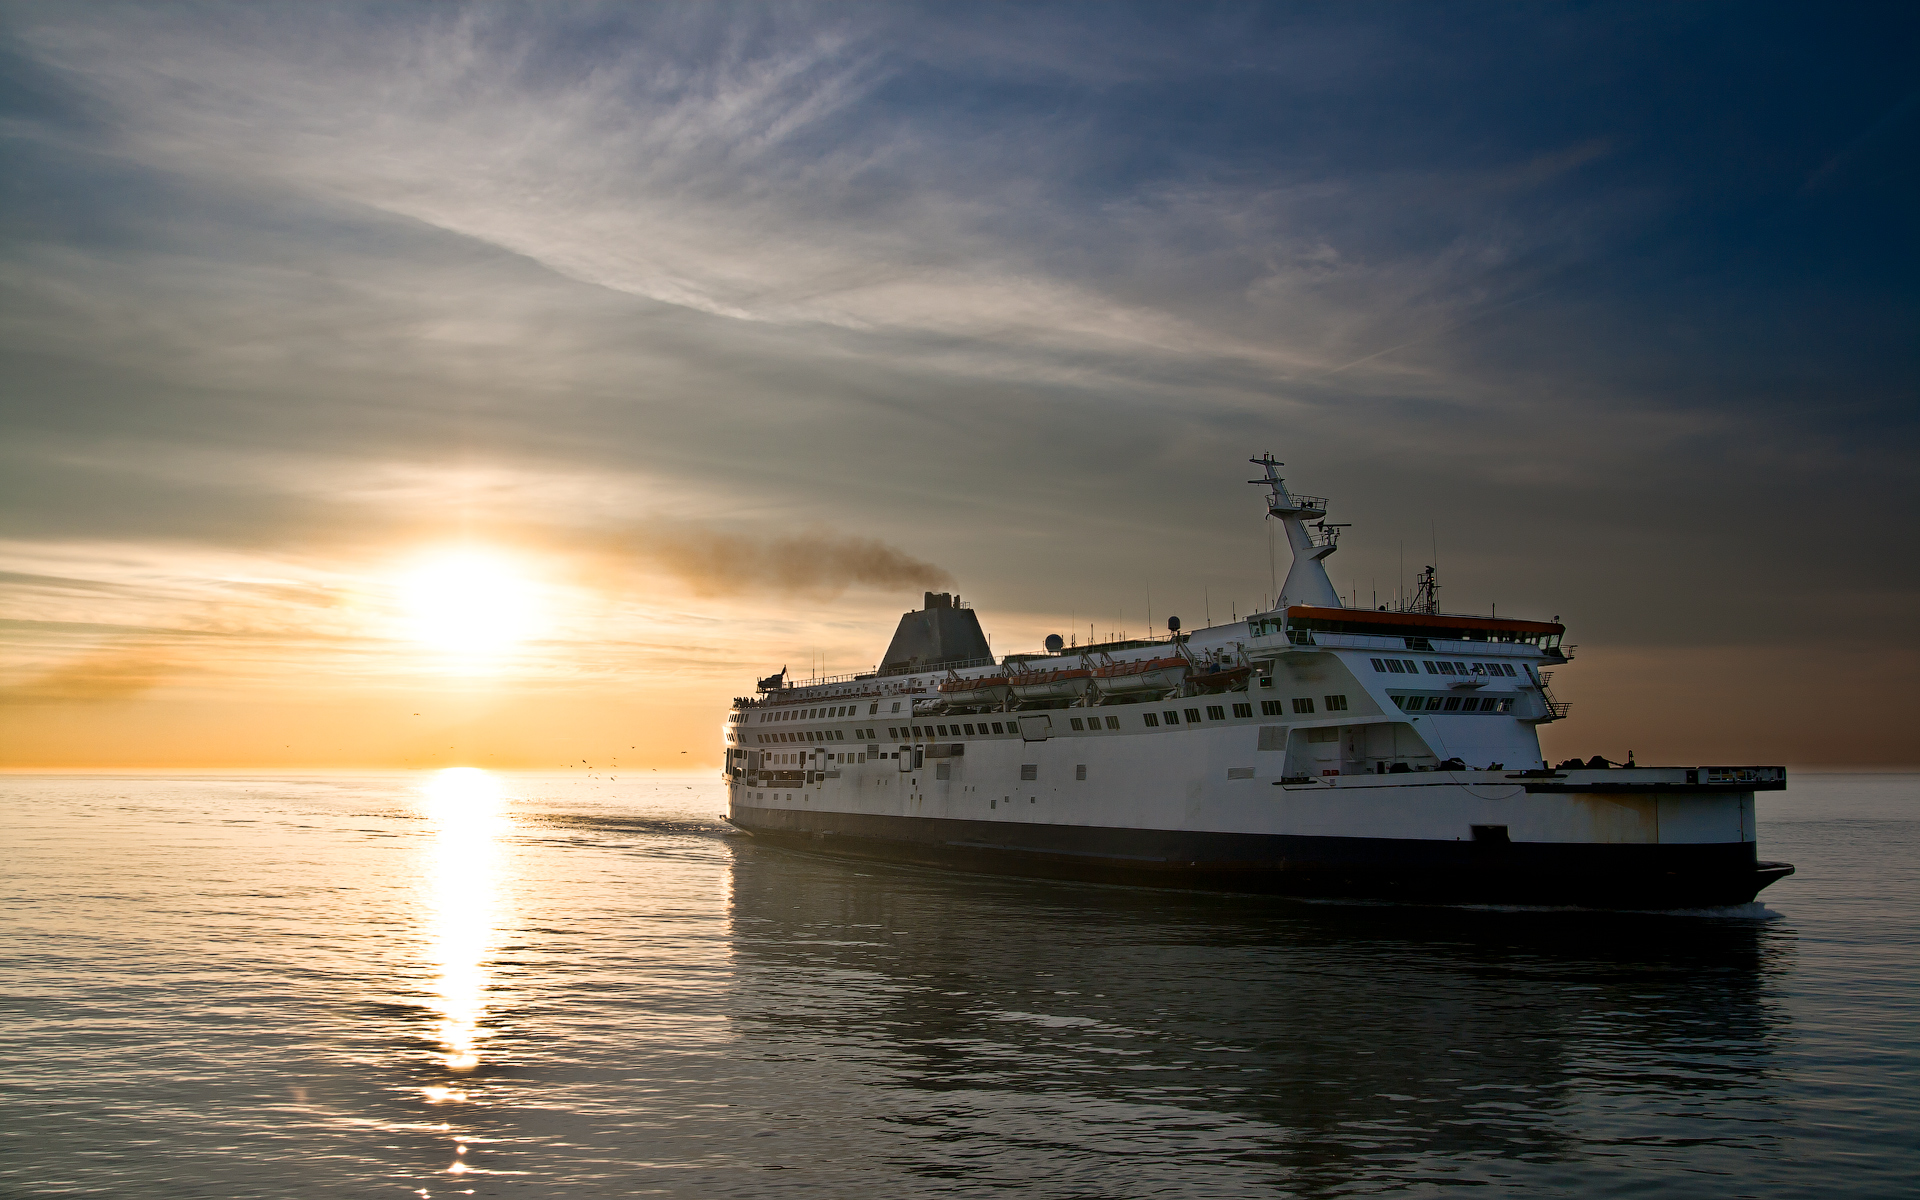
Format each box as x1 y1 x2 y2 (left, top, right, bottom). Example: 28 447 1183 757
11 3 1634 382
0 646 178 704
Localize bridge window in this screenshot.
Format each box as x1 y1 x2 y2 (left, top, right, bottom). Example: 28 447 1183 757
1105 715 1120 729
1233 703 1252 718
1070 718 1085 730
1324 695 1348 711
1292 698 1315 714
1184 708 1203 723
1206 706 1226 721
1144 713 1160 727
1261 700 1284 716
1163 711 1180 725
992 722 1005 734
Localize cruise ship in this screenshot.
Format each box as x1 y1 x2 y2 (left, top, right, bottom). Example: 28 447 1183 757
720 456 1793 909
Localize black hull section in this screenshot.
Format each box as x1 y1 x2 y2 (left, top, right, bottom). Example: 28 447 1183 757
729 805 1793 910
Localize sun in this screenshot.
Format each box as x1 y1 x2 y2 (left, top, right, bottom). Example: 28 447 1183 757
398 548 540 657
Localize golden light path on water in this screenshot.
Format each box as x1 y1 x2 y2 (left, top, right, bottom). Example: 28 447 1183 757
420 768 507 1092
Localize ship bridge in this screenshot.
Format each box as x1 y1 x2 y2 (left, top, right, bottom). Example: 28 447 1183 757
1260 606 1566 652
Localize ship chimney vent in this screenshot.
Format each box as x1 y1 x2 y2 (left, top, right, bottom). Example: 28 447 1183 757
882 592 990 674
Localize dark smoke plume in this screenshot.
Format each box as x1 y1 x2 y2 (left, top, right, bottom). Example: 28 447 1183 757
628 525 953 598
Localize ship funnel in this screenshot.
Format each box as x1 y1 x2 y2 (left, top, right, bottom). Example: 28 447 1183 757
879 594 993 675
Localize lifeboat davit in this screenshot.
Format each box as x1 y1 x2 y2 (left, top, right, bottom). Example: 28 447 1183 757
1008 665 1092 702
938 672 1011 707
1091 654 1188 697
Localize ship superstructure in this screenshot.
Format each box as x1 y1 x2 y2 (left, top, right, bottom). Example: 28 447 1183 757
719 458 1792 908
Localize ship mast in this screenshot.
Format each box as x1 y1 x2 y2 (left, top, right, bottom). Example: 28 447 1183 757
1249 454 1343 609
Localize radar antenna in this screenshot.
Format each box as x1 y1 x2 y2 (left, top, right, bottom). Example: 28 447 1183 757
1399 565 1440 615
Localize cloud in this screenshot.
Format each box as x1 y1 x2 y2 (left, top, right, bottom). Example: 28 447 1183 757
0 647 176 704
7 2 1631 384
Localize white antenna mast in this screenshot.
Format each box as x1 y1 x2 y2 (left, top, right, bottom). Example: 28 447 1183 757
1249 453 1342 609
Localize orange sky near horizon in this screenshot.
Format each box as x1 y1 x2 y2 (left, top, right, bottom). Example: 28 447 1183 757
4 532 1912 769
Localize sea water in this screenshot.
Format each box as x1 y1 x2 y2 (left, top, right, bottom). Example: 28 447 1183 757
2 769 1914 1198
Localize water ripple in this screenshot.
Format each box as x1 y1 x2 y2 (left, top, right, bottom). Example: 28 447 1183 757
0 770 1913 1197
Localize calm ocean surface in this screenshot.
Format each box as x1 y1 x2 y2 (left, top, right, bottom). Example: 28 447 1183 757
2 769 1914 1198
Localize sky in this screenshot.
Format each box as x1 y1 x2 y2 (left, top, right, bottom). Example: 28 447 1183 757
2 1 1916 768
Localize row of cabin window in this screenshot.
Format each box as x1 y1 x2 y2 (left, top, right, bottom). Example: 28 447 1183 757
1393 694 1514 713
1371 657 1520 679
1097 704 1264 728
759 751 854 764
762 701 899 722
891 721 1013 738
1145 703 1243 726
757 727 883 744
886 702 1281 741
1258 696 1349 716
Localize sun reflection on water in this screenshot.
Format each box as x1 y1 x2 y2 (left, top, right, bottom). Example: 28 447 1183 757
421 767 507 1073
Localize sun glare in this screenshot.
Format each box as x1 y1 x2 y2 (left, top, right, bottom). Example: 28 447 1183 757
398 548 540 658
421 767 506 1073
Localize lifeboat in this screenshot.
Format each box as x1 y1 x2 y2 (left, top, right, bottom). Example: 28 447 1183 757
1008 664 1092 702
938 672 1012 707
1091 654 1188 697
1186 664 1253 692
